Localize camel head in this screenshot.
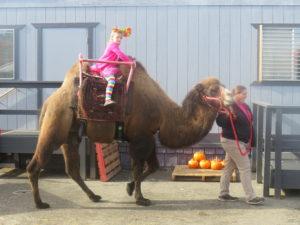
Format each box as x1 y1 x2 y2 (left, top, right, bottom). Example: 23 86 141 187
182 77 233 117
198 77 233 107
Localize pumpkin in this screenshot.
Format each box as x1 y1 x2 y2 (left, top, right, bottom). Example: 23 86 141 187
193 151 206 162
211 159 223 170
199 159 211 169
221 160 225 168
188 159 199 169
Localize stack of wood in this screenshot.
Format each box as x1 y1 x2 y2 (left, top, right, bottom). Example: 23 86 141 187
95 141 121 181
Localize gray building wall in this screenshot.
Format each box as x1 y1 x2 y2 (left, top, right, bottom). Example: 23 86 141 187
0 1 300 133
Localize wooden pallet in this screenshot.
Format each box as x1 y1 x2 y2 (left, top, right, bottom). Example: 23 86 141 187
95 142 121 182
172 165 239 182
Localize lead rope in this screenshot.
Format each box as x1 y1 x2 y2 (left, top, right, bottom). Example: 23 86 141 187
226 107 253 156
204 96 253 156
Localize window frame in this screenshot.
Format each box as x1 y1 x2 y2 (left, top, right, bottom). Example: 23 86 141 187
32 23 98 108
0 25 24 80
255 24 300 86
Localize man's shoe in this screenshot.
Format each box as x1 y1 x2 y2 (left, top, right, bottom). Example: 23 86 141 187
218 194 239 202
246 197 265 205
104 99 116 106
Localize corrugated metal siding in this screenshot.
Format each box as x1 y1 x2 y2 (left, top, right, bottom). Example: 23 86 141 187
0 5 299 133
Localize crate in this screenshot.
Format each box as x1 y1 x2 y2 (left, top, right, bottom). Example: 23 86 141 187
95 141 121 181
171 165 239 182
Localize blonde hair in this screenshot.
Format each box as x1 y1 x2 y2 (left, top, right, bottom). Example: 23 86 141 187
232 85 247 96
110 30 123 42
109 27 132 41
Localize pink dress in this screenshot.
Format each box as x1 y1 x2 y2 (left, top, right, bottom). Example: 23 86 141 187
90 42 132 77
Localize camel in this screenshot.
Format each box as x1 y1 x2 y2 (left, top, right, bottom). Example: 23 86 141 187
26 61 232 208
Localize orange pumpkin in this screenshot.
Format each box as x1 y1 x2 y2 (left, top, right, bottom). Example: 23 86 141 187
188 159 199 169
199 159 211 169
193 151 206 162
221 160 225 168
211 159 223 170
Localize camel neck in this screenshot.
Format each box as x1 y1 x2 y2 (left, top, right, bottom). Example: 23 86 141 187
158 104 217 148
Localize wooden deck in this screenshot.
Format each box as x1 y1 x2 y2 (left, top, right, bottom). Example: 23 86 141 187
0 130 89 179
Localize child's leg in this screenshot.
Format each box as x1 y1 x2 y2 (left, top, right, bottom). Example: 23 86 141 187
104 75 116 102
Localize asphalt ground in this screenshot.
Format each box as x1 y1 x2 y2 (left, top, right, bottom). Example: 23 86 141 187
0 168 299 225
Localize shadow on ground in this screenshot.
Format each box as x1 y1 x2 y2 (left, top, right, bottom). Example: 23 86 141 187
1 168 300 217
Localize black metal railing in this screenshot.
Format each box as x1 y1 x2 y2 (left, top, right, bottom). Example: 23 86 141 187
0 81 62 115
252 101 300 198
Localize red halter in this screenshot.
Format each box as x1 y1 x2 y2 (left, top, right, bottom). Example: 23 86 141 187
202 96 224 112
203 96 253 156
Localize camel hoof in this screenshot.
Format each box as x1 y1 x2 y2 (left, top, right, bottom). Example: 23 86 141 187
36 202 50 209
126 182 134 196
136 198 151 206
89 194 102 202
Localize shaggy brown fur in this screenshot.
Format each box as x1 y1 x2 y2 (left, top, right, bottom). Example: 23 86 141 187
27 61 227 208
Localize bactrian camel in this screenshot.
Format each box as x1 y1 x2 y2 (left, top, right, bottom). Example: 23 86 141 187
27 61 231 208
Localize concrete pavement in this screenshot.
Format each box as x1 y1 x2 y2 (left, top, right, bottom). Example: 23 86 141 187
0 168 299 225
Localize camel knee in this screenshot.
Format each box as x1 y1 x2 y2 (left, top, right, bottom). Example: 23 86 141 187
26 157 40 175
65 168 79 179
147 155 159 171
65 163 81 180
131 161 144 179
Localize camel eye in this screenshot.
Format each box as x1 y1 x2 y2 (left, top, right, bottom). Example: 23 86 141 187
209 86 219 96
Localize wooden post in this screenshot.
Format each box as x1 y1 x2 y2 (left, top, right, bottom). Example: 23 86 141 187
90 142 97 179
255 105 264 182
274 109 282 198
78 137 87 180
263 107 272 197
251 103 258 172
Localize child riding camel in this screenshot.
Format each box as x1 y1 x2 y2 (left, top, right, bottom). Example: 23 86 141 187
90 27 134 106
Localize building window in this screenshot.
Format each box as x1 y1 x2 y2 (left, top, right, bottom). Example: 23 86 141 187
0 29 14 79
258 25 300 81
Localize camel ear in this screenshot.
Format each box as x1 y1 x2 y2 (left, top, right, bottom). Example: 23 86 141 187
191 83 205 104
194 83 205 95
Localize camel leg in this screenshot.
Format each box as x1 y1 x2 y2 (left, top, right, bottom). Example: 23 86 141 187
61 140 101 203
126 150 159 197
27 143 55 209
127 135 156 206
131 159 151 206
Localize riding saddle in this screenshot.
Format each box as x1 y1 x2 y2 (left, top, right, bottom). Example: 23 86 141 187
77 71 129 122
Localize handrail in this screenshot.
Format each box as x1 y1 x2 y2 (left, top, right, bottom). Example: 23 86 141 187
252 101 272 107
0 109 39 115
253 101 300 109
0 81 62 88
78 54 135 93
0 88 15 98
0 82 62 116
0 88 16 106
